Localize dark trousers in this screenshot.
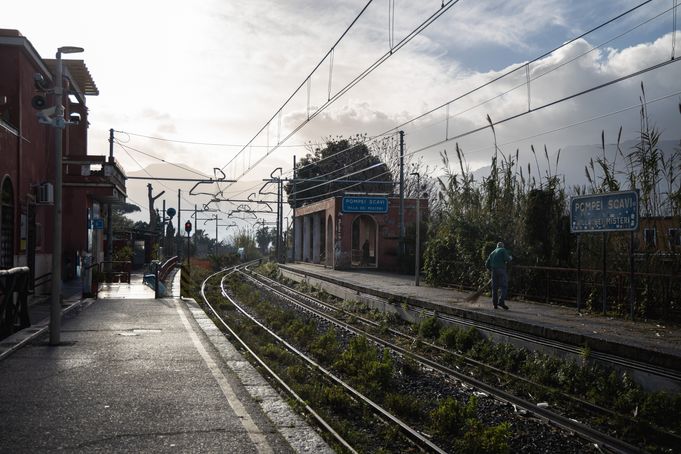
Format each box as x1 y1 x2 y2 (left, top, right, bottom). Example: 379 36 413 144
491 267 508 307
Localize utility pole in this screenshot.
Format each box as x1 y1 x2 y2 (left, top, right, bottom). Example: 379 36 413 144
279 177 284 262
161 199 166 260
411 172 420 286
177 189 181 259
105 128 114 274
215 214 219 255
399 130 405 265
49 45 84 346
292 155 296 262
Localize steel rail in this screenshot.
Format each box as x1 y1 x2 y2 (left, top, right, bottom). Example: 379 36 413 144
244 269 648 454
279 266 681 383
198 266 357 454
221 269 449 453
250 269 681 450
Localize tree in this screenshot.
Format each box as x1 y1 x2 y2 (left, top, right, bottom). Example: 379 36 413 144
111 202 141 233
285 136 393 208
256 226 272 254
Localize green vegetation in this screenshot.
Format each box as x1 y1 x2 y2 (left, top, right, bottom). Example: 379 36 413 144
217 272 521 452
415 319 681 436
423 90 681 321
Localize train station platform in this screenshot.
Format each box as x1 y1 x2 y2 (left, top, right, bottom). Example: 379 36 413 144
280 263 681 379
0 271 330 453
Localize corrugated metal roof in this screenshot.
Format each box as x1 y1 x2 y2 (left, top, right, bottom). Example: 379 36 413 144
45 59 99 96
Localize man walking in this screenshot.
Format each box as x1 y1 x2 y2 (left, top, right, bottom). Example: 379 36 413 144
485 242 512 310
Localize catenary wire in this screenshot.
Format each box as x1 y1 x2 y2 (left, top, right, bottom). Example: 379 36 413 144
218 0 462 183
379 0 657 137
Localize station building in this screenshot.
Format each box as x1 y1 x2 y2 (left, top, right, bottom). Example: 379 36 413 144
0 29 126 288
292 195 427 271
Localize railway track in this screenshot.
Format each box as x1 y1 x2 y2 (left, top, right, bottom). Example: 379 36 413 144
243 265 681 453
278 265 681 388
200 266 448 453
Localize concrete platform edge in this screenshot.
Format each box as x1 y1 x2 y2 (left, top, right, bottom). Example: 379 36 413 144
280 264 681 372
182 297 333 454
0 298 95 361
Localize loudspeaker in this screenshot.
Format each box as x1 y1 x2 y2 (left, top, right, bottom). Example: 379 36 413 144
31 95 47 110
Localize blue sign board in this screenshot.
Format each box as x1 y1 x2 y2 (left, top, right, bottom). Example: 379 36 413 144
570 190 639 233
92 218 105 230
342 196 389 213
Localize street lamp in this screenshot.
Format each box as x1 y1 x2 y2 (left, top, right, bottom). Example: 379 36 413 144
410 172 420 287
49 45 84 346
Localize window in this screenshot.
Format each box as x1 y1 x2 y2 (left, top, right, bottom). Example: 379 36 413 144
644 228 657 248
669 228 681 248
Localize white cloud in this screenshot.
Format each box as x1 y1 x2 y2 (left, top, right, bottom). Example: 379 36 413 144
3 0 680 218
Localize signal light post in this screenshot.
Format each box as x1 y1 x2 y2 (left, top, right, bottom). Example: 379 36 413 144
184 221 192 271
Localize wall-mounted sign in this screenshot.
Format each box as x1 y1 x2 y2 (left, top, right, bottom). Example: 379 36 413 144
92 218 105 230
342 196 389 213
570 190 639 233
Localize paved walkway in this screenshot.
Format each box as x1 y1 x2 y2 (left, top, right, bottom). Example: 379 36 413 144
281 263 681 373
0 271 330 453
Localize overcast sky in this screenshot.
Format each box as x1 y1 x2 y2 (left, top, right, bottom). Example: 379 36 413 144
4 0 681 238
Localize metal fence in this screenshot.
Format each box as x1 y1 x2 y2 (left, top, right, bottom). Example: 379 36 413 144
0 267 30 339
433 259 680 321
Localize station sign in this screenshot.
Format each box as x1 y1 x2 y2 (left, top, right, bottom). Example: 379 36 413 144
342 196 389 213
570 190 639 233
91 218 105 230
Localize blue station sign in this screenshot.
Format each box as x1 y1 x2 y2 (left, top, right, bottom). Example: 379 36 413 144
91 218 105 230
342 196 389 213
570 190 639 233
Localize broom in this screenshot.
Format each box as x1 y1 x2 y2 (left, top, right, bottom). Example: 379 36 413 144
465 278 492 302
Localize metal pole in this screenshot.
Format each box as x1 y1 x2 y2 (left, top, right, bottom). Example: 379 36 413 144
414 173 420 286
186 231 190 272
276 178 281 262
602 232 607 314
177 189 181 259
49 50 65 346
292 155 296 262
162 199 166 261
215 214 218 255
399 131 405 262
279 178 284 262
105 129 114 272
576 233 582 312
629 231 635 319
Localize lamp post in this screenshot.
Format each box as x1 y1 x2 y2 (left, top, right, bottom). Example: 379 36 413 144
49 46 84 346
410 172 420 287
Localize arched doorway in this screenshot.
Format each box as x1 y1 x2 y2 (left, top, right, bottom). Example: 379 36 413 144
351 214 377 268
325 215 333 268
0 176 15 269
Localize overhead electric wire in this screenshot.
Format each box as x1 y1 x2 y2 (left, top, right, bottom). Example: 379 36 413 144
408 59 681 156
292 86 681 202
293 169 394 203
116 130 308 148
116 141 198 207
218 0 462 185
419 2 679 137
436 89 681 160
114 140 212 179
278 1 663 190
379 0 657 137
219 0 375 173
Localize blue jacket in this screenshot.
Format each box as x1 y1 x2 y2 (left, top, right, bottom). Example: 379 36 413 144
485 247 512 270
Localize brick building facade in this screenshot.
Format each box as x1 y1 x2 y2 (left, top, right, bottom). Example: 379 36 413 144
0 29 126 289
